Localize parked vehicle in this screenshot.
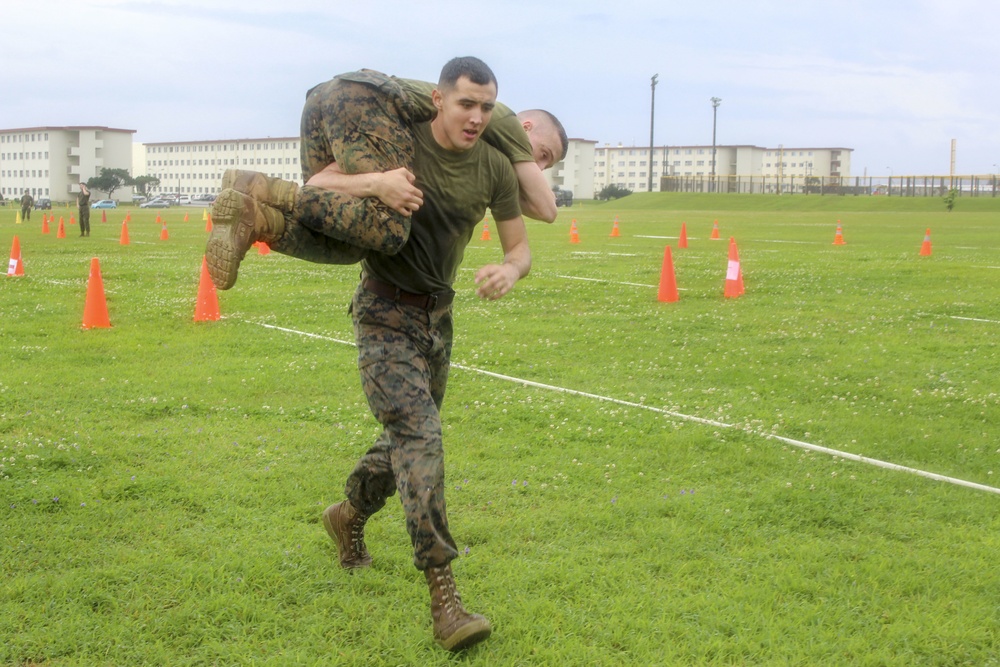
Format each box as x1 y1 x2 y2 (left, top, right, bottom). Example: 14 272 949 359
177 195 192 205
555 189 574 207
140 198 172 209
34 198 52 210
91 199 118 209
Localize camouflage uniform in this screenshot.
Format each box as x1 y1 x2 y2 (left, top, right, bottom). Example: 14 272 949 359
270 71 418 263
78 188 91 236
345 287 459 569
20 193 32 221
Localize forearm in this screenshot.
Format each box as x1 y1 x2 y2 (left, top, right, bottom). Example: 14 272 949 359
502 238 531 281
306 166 381 198
513 161 557 223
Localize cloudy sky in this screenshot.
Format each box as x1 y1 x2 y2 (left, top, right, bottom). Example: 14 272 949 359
4 0 998 177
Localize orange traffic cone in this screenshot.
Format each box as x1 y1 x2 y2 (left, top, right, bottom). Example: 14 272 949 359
7 236 25 277
101 210 107 223
42 216 50 235
919 228 932 256
160 223 169 241
194 256 221 322
256 241 270 255
120 220 130 246
833 221 846 245
678 222 688 249
125 211 131 223
610 216 620 238
710 219 720 240
205 212 213 233
70 215 76 226
155 213 162 225
657 246 679 303
82 257 111 329
570 219 580 244
183 212 189 223
57 217 66 238
724 237 744 298
480 221 491 241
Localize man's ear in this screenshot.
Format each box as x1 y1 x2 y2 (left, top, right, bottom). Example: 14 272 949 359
521 119 534 134
432 88 444 111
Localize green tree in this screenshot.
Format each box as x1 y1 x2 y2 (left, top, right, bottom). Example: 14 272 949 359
87 168 134 200
133 175 161 198
942 188 958 212
598 184 632 201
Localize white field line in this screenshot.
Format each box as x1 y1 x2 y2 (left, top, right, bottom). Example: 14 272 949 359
951 316 1000 324
555 274 660 289
248 320 1000 497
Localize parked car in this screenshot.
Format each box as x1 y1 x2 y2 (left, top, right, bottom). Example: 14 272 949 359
177 195 192 205
34 198 52 210
555 189 574 207
140 198 172 208
92 199 118 209
132 195 147 203
192 193 217 203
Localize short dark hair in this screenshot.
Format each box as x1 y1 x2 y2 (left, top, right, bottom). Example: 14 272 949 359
521 109 570 162
439 56 498 93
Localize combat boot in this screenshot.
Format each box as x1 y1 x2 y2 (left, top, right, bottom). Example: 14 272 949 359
206 188 285 290
221 169 299 214
424 564 491 651
322 500 372 569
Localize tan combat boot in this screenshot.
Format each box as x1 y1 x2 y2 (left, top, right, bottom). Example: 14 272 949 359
205 188 285 290
220 169 300 214
424 564 491 651
322 500 372 569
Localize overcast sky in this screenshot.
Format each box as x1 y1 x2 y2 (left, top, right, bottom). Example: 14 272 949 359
4 0 998 177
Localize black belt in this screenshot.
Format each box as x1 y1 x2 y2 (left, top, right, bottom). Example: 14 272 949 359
361 276 454 311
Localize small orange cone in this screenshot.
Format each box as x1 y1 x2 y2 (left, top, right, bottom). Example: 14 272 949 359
119 220 130 246
610 216 620 238
42 216 50 235
678 222 688 249
256 241 270 255
126 211 131 223
82 257 111 329
724 237 744 298
155 213 162 225
657 246 679 303
194 256 221 322
833 221 846 245
7 236 25 277
710 219 720 240
570 219 580 244
480 221 491 241
57 217 66 238
919 228 932 256
160 223 169 241
183 212 189 223
70 215 76 226
101 210 107 223
205 212 213 233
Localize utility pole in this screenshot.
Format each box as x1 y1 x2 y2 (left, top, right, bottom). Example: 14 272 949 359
648 74 658 193
710 97 721 192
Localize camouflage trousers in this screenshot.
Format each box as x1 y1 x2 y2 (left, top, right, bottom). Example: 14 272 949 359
270 72 416 263
21 206 31 221
344 284 459 571
78 206 90 234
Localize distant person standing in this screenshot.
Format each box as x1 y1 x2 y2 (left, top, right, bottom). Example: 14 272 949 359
20 191 33 222
78 184 91 237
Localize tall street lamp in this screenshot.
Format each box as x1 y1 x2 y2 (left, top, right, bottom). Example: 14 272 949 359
648 74 658 193
710 97 721 192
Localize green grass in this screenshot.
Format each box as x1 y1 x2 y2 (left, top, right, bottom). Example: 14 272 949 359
1 197 998 665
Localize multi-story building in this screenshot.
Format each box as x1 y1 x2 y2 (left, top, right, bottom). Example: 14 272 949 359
0 126 135 202
550 141 852 198
134 138 303 197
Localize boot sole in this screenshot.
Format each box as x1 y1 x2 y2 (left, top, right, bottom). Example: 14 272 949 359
322 504 372 569
205 189 255 290
438 618 492 651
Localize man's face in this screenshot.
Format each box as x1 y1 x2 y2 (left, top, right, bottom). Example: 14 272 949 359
431 76 497 152
528 130 561 171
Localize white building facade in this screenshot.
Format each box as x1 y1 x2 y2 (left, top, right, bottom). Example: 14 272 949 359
134 138 302 197
0 126 135 202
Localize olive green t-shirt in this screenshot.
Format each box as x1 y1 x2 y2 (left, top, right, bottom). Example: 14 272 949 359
362 121 521 295
397 78 535 165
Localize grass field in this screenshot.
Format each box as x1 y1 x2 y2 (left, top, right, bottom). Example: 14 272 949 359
2 194 998 666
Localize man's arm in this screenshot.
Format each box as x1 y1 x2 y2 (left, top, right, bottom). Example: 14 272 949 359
305 162 423 216
513 162 557 223
474 216 531 300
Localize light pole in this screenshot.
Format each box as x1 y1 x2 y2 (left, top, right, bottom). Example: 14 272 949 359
710 97 721 192
648 74 658 193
